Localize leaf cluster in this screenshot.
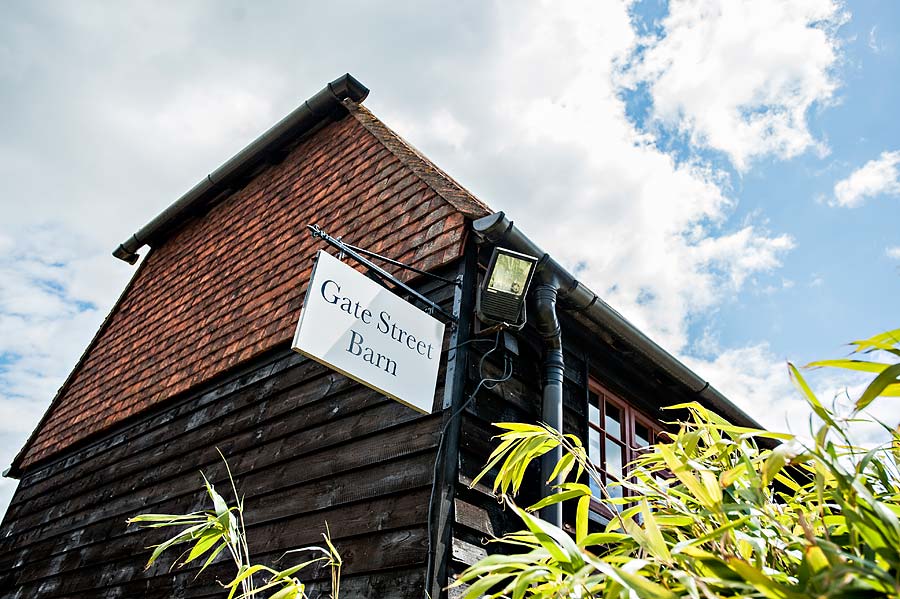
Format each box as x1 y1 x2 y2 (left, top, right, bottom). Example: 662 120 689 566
455 329 900 599
128 453 341 599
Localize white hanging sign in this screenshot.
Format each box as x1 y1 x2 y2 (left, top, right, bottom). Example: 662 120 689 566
292 250 445 414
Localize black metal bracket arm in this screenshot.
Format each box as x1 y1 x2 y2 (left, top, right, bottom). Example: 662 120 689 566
307 224 459 323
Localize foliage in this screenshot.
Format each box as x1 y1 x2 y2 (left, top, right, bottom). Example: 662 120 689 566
454 329 900 598
128 454 342 599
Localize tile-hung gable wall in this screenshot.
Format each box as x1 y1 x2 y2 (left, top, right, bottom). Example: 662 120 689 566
0 98 488 598
15 102 488 470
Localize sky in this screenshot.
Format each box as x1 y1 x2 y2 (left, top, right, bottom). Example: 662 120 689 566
1 0 898 514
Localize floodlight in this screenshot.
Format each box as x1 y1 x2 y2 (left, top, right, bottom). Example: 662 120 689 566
476 247 539 327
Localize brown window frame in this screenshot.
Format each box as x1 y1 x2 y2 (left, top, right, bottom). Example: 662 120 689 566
586 378 662 520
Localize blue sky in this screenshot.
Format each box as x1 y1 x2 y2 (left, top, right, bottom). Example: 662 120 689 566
712 1 900 360
1 0 898 514
622 0 900 364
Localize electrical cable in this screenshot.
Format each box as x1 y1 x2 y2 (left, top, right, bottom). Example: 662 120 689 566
424 330 513 596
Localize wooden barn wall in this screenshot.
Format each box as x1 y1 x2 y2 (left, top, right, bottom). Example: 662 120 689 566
448 319 590 591
446 270 677 595
0 264 460 599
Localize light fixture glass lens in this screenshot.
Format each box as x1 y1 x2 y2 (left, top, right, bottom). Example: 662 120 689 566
487 254 533 296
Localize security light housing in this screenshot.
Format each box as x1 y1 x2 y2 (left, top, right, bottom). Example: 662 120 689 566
476 247 539 327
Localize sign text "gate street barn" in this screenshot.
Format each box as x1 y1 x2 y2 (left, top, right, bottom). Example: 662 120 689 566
293 250 444 414
320 279 436 376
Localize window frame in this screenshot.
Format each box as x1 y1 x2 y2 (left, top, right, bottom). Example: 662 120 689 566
586 378 662 520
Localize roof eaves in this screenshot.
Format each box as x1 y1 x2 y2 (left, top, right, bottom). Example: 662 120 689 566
112 73 370 264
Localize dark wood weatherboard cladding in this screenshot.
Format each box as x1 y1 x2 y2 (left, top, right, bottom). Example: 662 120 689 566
0 270 458 598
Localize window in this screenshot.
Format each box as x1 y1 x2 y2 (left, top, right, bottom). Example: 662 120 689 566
587 379 661 517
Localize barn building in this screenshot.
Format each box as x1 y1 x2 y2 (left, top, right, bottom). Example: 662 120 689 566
0 74 759 598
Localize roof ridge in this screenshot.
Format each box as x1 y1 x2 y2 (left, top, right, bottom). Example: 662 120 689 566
345 101 491 220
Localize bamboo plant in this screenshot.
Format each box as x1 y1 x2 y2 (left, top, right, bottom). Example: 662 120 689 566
454 329 900 598
128 453 341 599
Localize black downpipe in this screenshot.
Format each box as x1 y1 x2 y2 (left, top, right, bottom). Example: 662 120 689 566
532 284 564 527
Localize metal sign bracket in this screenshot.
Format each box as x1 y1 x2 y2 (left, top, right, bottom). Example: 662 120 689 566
307 224 459 323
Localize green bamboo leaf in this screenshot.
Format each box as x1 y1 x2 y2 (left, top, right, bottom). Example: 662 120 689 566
726 557 806 599
805 359 890 373
144 522 210 569
513 503 584 570
881 382 900 396
547 452 576 484
512 569 549 599
182 530 222 565
804 545 828 574
720 463 749 487
640 501 671 562
469 438 515 489
591 559 678 599
671 516 752 554
700 470 722 506
850 329 900 353
762 443 799 486
527 484 591 512
788 363 837 428
892 426 900 467
128 513 205 524
268 585 300 599
461 573 511 599
226 564 275 599
855 363 900 411
576 495 590 544
197 541 227 576
579 532 629 547
201 473 230 518
494 422 549 433
272 557 330 582
656 444 713 508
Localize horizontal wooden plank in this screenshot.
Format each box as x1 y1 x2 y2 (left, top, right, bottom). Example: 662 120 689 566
5 417 440 581
454 498 494 537
451 537 487 566
16 526 429 598
6 357 348 519
9 350 324 508
14 485 433 589
5 382 390 538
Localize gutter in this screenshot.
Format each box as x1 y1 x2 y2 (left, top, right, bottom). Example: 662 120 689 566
472 211 762 430
112 73 369 264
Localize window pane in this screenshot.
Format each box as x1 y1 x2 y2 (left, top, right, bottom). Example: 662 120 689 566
606 438 624 479
588 398 600 425
635 422 650 448
605 403 622 439
589 428 601 464
607 477 624 508
589 476 602 500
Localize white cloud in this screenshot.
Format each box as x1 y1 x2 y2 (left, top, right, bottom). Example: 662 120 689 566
419 0 797 353
887 246 900 260
869 26 882 54
0 225 133 513
832 150 900 207
623 0 844 171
